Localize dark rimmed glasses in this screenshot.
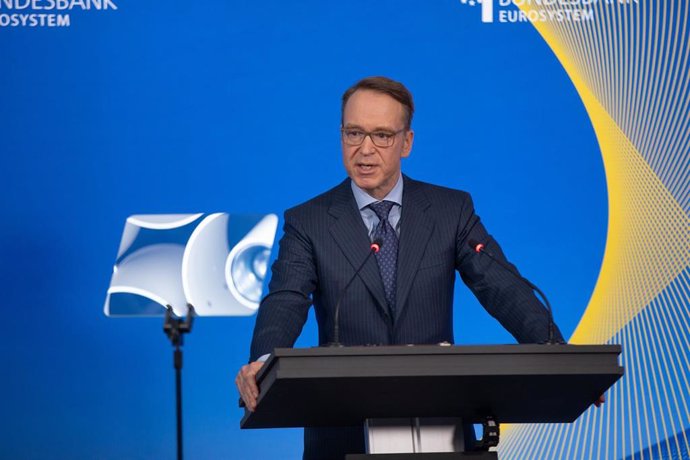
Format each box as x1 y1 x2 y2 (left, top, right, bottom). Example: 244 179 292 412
341 128 406 147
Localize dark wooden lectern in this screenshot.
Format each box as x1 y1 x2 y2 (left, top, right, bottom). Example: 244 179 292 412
240 344 623 458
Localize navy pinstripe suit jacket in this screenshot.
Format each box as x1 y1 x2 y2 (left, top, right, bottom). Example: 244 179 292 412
248 175 563 459
250 175 562 362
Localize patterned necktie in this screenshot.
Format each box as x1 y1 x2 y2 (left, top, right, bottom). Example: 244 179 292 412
369 200 399 318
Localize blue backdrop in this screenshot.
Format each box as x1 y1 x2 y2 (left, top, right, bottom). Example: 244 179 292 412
0 1 606 458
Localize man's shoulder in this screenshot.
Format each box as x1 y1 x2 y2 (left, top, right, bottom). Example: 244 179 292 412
403 176 472 203
284 178 350 218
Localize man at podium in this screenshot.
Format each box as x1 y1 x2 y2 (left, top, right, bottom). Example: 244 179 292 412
236 76 564 460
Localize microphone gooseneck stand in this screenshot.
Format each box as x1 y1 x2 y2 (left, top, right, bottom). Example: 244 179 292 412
468 240 561 345
328 239 382 347
163 304 195 460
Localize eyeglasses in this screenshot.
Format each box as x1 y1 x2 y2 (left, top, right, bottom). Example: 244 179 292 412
341 128 406 147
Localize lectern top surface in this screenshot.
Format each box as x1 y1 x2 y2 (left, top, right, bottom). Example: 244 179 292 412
268 344 620 358
241 344 624 428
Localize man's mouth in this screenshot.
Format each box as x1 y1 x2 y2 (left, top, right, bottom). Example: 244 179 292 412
357 163 376 172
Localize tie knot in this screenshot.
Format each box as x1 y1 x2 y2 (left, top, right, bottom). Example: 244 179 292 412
369 200 395 221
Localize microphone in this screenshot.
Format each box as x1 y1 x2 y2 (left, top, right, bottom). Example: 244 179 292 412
468 239 560 345
328 239 382 347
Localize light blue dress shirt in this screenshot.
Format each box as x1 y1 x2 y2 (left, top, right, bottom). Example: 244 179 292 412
350 174 403 239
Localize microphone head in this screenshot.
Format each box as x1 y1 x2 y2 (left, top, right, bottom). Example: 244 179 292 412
370 238 383 253
467 239 485 253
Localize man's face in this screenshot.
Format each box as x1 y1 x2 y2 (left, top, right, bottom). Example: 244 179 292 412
341 90 414 200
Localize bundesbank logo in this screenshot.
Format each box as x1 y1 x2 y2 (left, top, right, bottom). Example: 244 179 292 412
459 0 638 24
459 0 495 22
0 0 117 28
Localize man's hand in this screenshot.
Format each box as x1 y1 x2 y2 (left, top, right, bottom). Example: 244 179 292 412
594 394 606 408
236 361 265 412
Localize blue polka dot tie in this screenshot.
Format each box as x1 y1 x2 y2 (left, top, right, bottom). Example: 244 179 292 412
369 200 398 318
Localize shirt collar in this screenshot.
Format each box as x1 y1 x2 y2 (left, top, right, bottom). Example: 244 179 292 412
350 174 404 210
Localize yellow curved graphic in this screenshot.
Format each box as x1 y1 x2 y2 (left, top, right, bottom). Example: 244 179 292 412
500 1 690 458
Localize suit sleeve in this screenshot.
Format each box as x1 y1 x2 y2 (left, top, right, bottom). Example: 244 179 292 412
249 210 316 361
454 194 565 344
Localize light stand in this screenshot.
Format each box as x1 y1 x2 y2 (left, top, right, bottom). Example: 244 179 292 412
163 304 195 460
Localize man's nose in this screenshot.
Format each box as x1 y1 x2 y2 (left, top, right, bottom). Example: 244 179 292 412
360 133 377 153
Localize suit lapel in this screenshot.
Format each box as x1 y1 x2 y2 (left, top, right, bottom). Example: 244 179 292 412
396 176 434 321
328 180 390 321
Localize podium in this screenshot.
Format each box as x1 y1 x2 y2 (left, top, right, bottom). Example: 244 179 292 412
240 344 623 458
